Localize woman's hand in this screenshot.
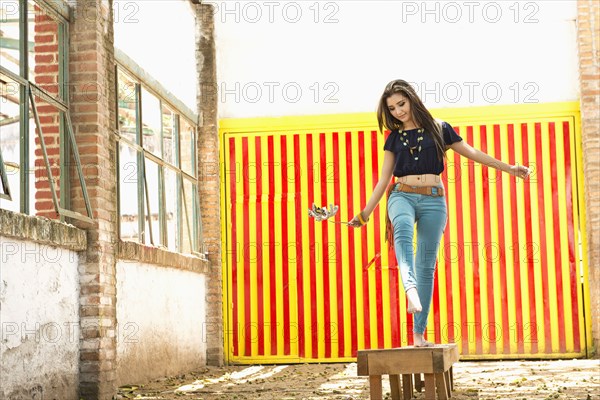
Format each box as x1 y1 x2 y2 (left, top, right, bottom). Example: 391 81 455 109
348 211 369 228
510 165 531 180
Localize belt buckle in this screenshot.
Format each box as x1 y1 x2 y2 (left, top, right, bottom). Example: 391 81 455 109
431 187 438 196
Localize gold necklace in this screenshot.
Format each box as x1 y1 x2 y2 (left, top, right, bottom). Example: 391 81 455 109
399 128 424 160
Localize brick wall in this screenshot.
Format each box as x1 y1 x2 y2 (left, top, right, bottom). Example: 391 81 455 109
577 0 600 356
33 9 60 219
68 0 118 398
194 3 224 366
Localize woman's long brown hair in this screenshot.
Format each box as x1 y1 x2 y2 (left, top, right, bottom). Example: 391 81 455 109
377 79 445 161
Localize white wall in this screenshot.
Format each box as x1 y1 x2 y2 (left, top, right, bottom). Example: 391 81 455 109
0 236 80 400
213 0 579 118
116 260 206 385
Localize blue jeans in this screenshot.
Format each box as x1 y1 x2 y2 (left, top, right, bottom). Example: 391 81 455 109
387 186 447 334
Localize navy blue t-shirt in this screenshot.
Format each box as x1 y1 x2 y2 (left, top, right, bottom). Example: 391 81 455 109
383 121 462 177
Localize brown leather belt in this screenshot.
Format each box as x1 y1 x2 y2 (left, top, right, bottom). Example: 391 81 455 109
394 183 445 197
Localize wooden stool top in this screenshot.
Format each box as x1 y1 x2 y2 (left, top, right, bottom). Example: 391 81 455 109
357 344 459 376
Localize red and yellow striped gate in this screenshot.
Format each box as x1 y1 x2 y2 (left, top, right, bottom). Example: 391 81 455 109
220 102 592 363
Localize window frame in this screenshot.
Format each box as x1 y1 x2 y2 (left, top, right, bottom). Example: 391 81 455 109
0 0 93 222
114 54 202 256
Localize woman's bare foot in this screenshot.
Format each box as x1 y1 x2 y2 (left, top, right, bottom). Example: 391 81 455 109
413 333 434 347
406 288 422 314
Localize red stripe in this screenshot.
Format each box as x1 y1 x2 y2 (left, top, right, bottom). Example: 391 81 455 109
534 123 552 353
306 134 318 358
493 125 511 354
255 136 264 356
358 131 372 348
521 123 539 353
267 136 278 355
370 130 385 349
242 138 252 356
480 125 497 354
345 132 359 355
332 132 346 357
229 138 239 357
453 126 469 354
562 121 581 352
441 169 455 344
466 127 483 354
507 124 525 354
280 136 291 355
319 133 332 358
293 134 305 358
548 123 566 352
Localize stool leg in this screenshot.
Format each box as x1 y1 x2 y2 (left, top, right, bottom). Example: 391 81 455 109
450 366 454 390
424 373 436 400
390 374 401 400
402 374 413 400
444 370 452 398
414 373 423 392
435 372 448 400
369 375 382 400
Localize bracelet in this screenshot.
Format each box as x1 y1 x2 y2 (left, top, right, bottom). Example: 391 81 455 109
357 211 369 226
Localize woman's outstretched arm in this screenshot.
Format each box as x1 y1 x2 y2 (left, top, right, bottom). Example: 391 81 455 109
448 140 531 179
348 150 396 227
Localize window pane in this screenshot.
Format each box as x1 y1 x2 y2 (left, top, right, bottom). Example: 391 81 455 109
118 69 137 143
143 158 161 246
0 2 20 75
119 142 140 242
164 167 177 251
180 118 195 176
0 74 21 212
141 87 161 157
30 1 61 100
162 105 176 165
29 93 61 219
181 177 196 254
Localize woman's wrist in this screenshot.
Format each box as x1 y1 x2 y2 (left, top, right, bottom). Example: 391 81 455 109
358 210 370 225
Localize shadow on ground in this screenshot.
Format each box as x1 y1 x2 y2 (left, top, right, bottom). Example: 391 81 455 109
117 359 600 399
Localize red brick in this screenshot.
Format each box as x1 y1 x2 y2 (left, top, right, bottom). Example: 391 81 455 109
34 44 59 53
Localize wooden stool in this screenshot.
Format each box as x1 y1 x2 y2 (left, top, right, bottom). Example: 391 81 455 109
357 344 459 400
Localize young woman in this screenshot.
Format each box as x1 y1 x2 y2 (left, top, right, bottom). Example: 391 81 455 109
348 79 530 347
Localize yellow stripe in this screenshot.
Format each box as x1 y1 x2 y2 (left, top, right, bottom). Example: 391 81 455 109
323 132 338 357
299 134 311 358
351 130 367 350
221 135 232 363
486 124 503 352
446 148 462 352
517 123 535 354
460 129 476 354
496 124 516 354
573 114 593 353
363 132 377 349
541 121 559 353
258 135 271 356
473 127 489 354
246 136 257 356
338 131 352 357
554 121 572 352
311 135 325 358
525 121 545 350
270 135 283 356
286 133 299 358
233 137 244 356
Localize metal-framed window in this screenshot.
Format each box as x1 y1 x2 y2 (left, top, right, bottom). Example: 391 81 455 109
0 0 92 222
115 52 202 255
